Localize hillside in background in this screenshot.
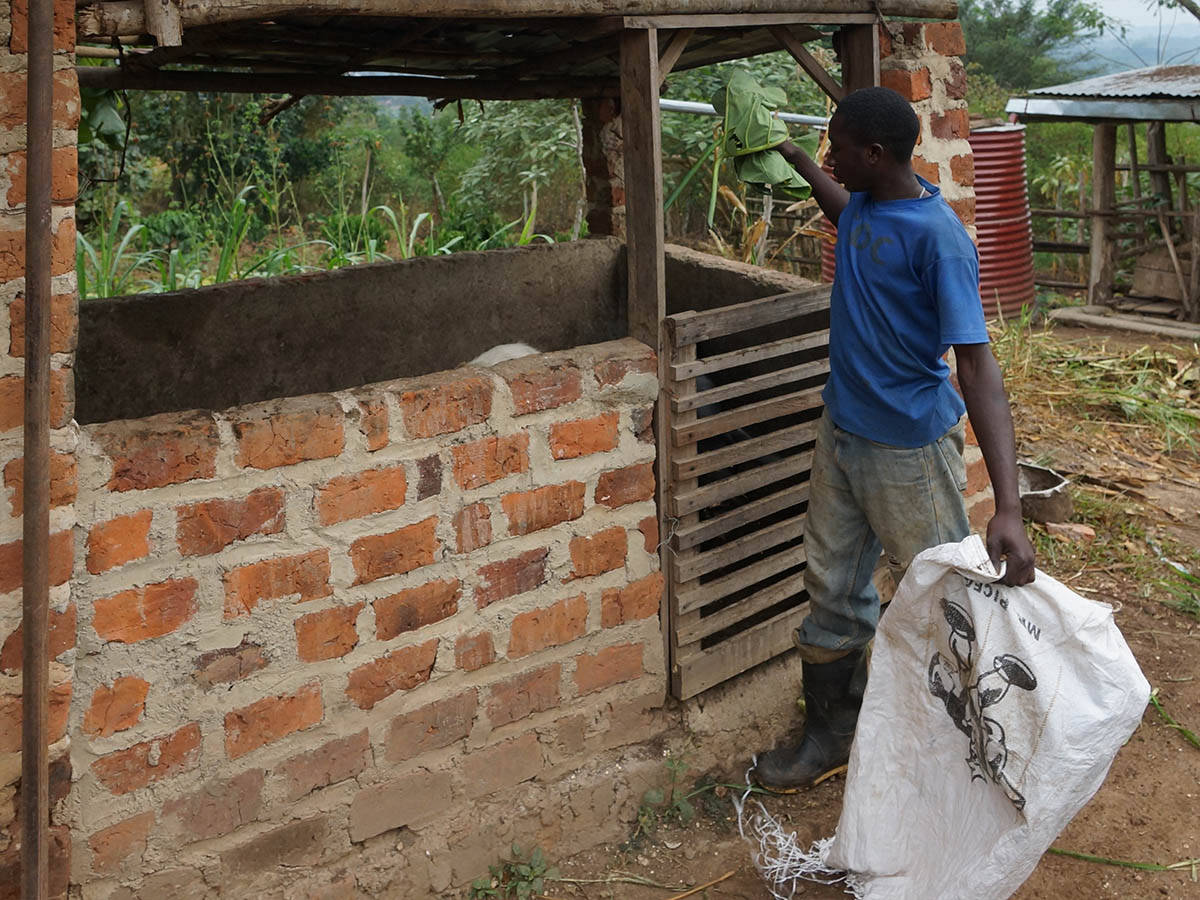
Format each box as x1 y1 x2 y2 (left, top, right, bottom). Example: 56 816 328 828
1082 17 1200 73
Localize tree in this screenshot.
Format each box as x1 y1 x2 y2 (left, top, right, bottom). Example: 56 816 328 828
958 0 1111 89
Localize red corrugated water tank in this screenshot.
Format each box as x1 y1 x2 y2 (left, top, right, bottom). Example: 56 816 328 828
969 124 1036 318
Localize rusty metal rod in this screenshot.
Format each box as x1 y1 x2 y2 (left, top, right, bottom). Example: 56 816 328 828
22 0 54 896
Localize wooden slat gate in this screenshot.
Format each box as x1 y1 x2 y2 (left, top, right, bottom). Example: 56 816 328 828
663 284 832 699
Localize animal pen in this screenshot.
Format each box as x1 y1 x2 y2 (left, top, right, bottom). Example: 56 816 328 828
3 2 991 897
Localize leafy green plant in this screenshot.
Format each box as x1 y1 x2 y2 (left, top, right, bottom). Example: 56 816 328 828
76 199 157 299
215 184 257 282
469 845 558 900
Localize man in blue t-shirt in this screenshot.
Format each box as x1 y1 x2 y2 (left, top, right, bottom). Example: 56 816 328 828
753 87 1035 792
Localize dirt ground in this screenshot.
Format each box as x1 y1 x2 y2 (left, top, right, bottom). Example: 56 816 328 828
546 322 1200 900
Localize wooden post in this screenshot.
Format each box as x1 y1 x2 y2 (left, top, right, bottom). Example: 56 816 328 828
1147 121 1173 211
1089 123 1117 306
838 22 879 93
1127 122 1145 246
619 27 671 672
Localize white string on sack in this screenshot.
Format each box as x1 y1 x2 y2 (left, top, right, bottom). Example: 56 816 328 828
732 760 864 900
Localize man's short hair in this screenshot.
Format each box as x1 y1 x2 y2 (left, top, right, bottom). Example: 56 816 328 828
834 87 920 162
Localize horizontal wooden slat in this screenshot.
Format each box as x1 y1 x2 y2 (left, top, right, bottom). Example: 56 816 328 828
676 545 806 615
672 604 809 700
675 572 807 645
671 358 830 413
666 285 831 346
673 385 823 447
673 482 809 551
670 450 814 517
670 329 830 381
673 420 818 480
673 514 804 582
626 12 877 28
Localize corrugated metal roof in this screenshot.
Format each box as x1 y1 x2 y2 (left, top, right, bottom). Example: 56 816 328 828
1027 64 1200 100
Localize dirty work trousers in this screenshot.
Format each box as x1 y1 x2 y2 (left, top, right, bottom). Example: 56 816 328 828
794 409 971 660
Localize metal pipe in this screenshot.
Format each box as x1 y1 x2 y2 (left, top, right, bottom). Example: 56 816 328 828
22 0 54 895
659 97 828 127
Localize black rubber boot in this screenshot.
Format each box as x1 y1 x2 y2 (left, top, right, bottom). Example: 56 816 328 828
754 649 868 793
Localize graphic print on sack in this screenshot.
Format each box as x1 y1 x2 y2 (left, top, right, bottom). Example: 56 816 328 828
927 596 1038 811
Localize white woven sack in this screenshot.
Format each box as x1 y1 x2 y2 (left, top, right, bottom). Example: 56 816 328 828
823 534 1149 899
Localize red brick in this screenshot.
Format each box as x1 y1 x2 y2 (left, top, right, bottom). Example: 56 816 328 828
632 406 654 442
569 526 627 579
358 398 389 451
601 572 664 627
504 362 582 415
455 631 495 671
294 602 363 662
0 69 79 132
948 195 976 226
574 642 644 695
192 640 268 689
930 108 970 141
475 547 549 608
51 212 76 276
161 769 265 842
923 21 966 56
8 291 78 357
9 0 76 52
316 465 407 525
550 412 618 460
375 578 459 641
880 66 932 102
3 146 77 207
911 155 940 185
4 451 77 517
93 414 219 492
0 368 71 432
0 601 74 672
638 515 659 554
969 495 996 531
85 510 152 575
501 481 585 536
0 529 71 594
349 517 438 585
91 723 202 795
416 453 442 499
385 689 477 762
949 153 975 187
345 639 438 710
281 729 370 801
224 682 323 760
89 811 154 875
946 59 967 100
454 502 492 553
487 663 561 727
461 732 542 799
508 594 588 659
451 433 529 489
223 549 331 618
595 463 655 508
234 401 344 470
594 350 656 387
221 816 328 875
965 457 991 495
964 416 978 446
878 21 894 58
176 488 284 556
399 376 492 438
93 578 197 643
0 680 70 752
83 676 149 738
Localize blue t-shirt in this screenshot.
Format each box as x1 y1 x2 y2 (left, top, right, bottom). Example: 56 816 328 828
822 177 988 448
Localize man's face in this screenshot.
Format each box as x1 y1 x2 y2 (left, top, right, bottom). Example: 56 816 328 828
825 114 878 193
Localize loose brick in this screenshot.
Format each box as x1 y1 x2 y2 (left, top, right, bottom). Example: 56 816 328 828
487 663 561 727
93 578 198 643
89 811 155 875
399 376 492 438
358 398 389 451
475 547 549 609
193 640 269 689
454 632 495 672
224 682 323 759
574 642 644 695
930 108 970 141
349 517 439 585
945 59 967 100
0 369 71 432
234 401 345 470
0 601 74 672
451 433 529 489
637 515 659 554
508 595 588 659
949 153 975 187
294 603 364 662
316 465 407 526
911 155 940 185
550 412 618 460
454 502 492 554
86 510 152 574
281 730 370 802
601 572 664 627
176 488 285 556
222 816 327 876
345 639 438 710
415 453 442 499
594 350 656 387
923 21 966 56
461 732 542 799
965 456 991 495
595 463 655 508
93 414 220 492
385 690 477 762
9 0 76 52
223 549 331 618
504 363 582 415
349 772 451 842
0 529 72 594
0 680 70 752
3 451 76 517
91 723 202 795
9 292 78 358
161 769 265 843
501 481 585 536
83 676 149 738
880 66 932 102
375 578 459 641
569 526 627 579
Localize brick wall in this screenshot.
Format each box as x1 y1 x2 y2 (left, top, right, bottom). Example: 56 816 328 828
65 338 667 897
0 0 79 894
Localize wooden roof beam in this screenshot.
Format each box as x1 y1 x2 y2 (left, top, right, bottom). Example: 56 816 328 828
769 24 842 102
